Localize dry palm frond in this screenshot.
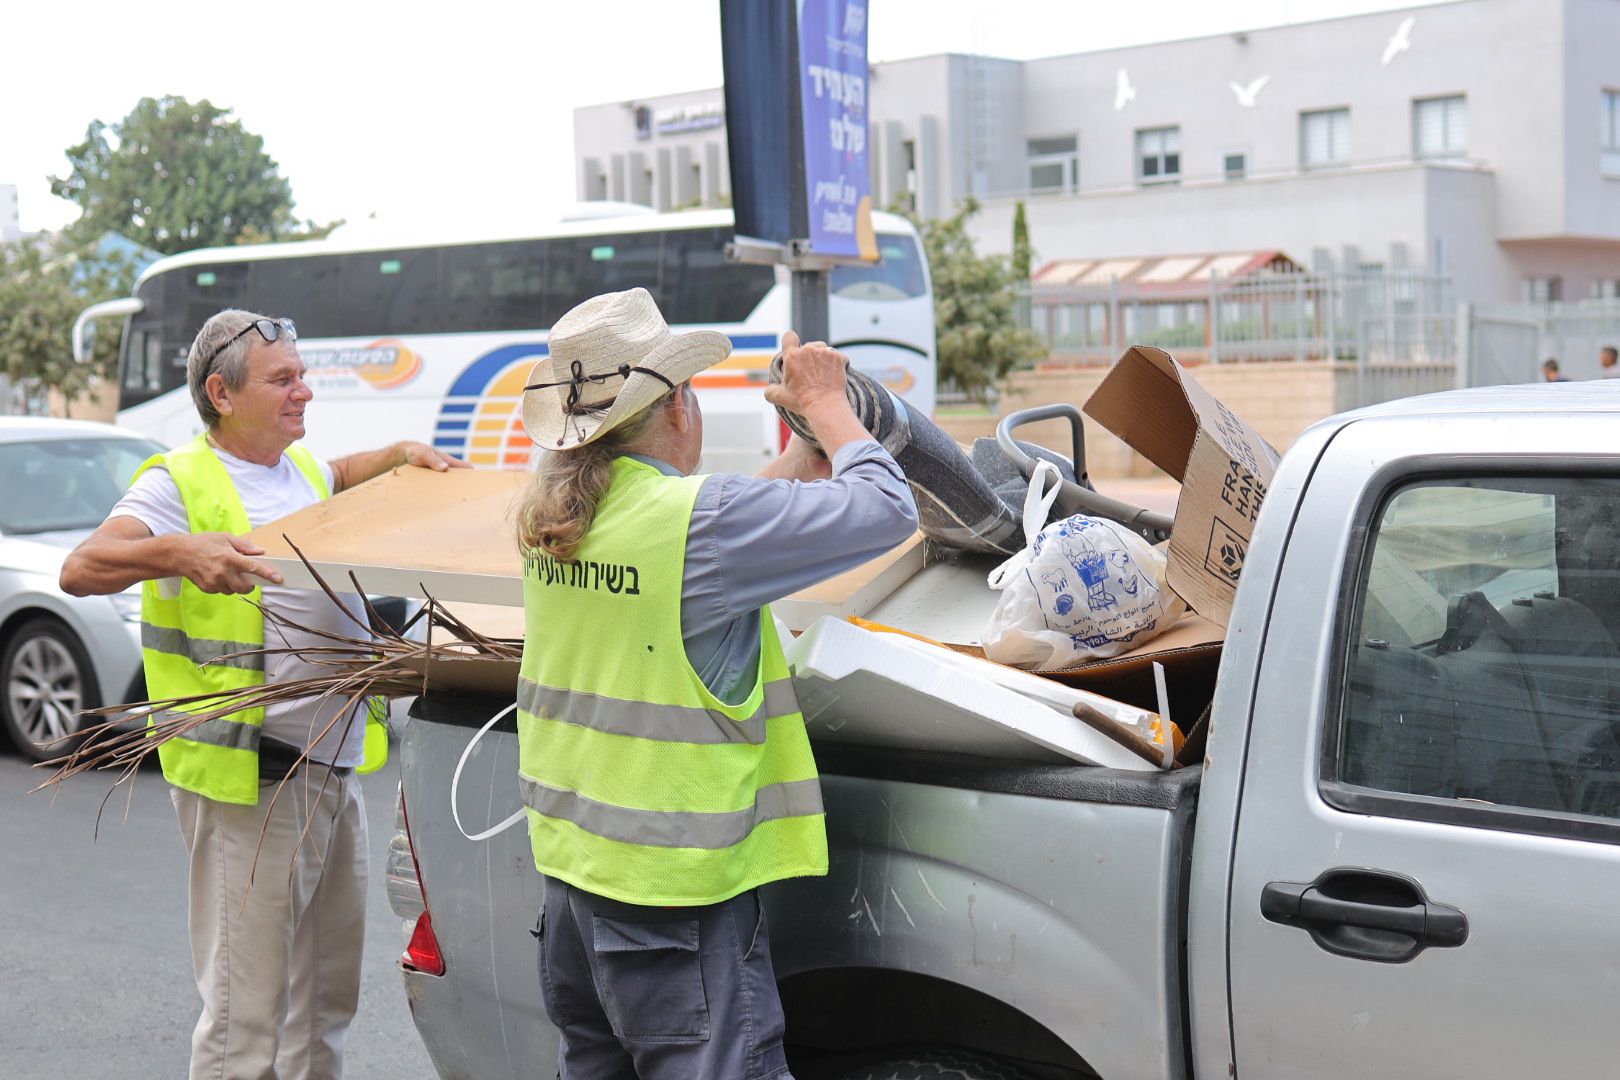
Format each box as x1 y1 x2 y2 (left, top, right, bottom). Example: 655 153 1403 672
32 538 520 822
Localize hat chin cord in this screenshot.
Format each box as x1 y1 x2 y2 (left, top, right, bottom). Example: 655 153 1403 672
525 359 680 447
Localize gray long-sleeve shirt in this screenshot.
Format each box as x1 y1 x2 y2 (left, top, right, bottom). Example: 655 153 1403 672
625 438 919 705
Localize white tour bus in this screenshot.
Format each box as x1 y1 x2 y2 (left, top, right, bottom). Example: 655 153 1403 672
73 207 935 474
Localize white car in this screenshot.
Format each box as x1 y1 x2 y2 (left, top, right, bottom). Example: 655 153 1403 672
0 417 162 761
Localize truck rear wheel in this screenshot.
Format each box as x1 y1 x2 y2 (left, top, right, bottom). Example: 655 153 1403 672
835 1048 1040 1080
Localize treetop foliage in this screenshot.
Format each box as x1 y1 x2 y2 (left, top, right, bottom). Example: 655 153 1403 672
910 197 1047 400
48 95 330 255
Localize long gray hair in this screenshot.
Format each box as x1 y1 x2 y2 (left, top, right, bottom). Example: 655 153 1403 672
516 390 675 561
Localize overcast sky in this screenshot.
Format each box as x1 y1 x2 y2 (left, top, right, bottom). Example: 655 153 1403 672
3 0 1420 235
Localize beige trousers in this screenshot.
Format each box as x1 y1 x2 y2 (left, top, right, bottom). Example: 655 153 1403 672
171 769 368 1080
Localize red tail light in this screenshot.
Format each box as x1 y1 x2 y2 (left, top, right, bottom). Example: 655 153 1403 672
405 911 447 976
397 790 446 976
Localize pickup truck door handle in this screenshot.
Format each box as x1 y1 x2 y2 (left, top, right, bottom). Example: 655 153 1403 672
1261 868 1468 963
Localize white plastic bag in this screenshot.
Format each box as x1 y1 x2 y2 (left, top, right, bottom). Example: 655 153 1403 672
983 461 1185 671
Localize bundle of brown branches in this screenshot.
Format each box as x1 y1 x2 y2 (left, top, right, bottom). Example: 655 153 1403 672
33 540 520 825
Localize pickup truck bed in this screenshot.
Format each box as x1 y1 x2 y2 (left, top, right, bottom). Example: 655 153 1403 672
394 691 1201 1080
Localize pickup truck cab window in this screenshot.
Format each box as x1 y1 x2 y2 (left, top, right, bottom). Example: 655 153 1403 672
1333 475 1620 829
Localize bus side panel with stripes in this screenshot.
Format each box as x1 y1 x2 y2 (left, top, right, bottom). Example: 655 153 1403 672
91 209 934 477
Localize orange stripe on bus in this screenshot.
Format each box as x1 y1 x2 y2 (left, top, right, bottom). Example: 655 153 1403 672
714 352 772 371
692 374 760 389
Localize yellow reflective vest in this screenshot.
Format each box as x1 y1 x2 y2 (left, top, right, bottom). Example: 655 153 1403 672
135 435 386 805
517 456 827 906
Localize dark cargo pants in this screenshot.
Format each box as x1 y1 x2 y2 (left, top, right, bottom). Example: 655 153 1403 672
538 876 793 1080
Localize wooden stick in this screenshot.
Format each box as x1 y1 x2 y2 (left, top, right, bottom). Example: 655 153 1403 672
1072 700 1169 767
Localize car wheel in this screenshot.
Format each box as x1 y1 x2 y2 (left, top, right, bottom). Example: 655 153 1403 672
834 1049 1041 1080
0 616 101 763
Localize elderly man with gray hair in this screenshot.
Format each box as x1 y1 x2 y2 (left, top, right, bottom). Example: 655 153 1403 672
61 308 466 1080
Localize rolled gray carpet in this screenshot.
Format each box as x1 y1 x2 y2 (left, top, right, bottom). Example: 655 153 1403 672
769 356 1023 555
971 436 1081 518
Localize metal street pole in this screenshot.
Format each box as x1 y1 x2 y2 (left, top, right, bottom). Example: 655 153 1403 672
791 268 830 343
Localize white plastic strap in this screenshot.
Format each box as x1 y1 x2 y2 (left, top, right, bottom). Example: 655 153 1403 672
450 702 528 842
1022 459 1064 542
987 460 1065 591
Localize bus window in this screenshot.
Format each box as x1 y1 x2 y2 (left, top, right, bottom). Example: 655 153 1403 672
443 240 548 333
341 249 442 337
117 274 195 410
120 329 163 395
250 255 342 337
830 233 927 301
543 233 664 325
663 227 775 325
178 263 251 333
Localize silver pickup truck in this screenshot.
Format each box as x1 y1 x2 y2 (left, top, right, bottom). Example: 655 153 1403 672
385 382 1620 1079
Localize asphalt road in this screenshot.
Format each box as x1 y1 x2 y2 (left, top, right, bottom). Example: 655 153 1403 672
0 746 437 1079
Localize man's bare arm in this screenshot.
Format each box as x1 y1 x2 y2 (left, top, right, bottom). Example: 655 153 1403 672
60 517 284 597
329 440 469 493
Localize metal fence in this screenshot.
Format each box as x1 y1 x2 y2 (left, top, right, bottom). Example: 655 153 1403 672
1461 300 1620 387
1023 268 1455 367
959 286 1620 413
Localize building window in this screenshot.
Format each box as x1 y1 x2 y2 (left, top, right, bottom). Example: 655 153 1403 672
1603 90 1620 175
1027 136 1078 194
1593 279 1619 301
1137 127 1180 185
1525 276 1563 304
1222 150 1248 180
1414 95 1468 160
1301 108 1351 169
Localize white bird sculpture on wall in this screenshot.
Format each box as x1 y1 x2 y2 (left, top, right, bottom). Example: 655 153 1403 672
1382 16 1416 66
1114 68 1137 111
1230 74 1271 108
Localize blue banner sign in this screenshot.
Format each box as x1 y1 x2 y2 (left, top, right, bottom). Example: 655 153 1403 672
798 0 877 260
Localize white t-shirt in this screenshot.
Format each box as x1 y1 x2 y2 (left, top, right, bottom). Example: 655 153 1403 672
110 445 370 766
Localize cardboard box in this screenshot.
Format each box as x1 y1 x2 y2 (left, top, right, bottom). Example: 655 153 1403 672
1084 347 1280 627
1042 613 1224 737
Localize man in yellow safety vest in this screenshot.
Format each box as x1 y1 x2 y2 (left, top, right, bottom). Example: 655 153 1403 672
61 308 467 1080
513 287 919 1079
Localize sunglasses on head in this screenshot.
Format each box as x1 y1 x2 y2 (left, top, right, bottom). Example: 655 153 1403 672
202 317 297 371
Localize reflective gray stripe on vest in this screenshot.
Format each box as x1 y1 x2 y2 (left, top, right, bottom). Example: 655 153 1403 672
142 624 265 672
151 710 261 751
518 775 824 850
517 677 799 746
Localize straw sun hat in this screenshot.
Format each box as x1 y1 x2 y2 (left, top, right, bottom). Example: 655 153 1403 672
520 288 732 450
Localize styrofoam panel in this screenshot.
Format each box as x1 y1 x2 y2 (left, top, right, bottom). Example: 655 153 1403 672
786 617 1153 770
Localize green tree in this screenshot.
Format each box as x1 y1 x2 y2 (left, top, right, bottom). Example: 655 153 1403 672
1011 200 1032 282
913 197 1046 400
0 238 135 413
49 96 318 254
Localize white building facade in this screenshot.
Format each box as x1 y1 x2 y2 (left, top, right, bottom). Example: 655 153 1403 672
0 184 20 243
572 0 1620 306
